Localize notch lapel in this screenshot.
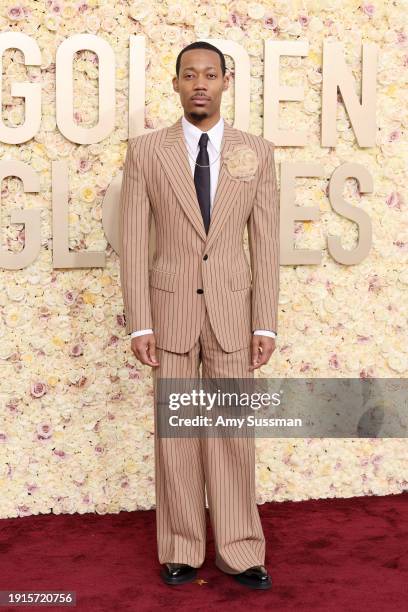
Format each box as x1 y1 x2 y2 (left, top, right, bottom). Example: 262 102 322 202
156 116 245 250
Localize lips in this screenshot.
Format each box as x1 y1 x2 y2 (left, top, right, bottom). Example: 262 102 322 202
192 97 209 105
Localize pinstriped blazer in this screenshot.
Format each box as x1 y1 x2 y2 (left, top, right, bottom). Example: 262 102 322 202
119 115 279 354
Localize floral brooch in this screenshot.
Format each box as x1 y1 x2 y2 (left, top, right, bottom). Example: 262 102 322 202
222 144 259 182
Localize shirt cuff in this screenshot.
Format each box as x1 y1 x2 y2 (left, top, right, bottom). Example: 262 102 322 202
130 329 154 338
253 329 276 338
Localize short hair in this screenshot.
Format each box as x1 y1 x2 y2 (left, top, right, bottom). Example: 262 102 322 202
176 41 226 77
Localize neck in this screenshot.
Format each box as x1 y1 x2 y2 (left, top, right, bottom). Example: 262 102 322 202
184 112 221 132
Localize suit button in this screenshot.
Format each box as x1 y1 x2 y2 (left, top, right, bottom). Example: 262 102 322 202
197 288 204 294
203 254 208 260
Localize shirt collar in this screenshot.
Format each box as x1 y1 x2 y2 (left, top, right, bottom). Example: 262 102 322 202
181 115 224 153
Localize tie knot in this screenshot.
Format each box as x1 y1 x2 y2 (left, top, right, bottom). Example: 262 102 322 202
199 132 209 148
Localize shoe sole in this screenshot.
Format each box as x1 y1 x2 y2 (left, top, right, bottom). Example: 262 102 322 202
233 574 272 590
160 568 197 586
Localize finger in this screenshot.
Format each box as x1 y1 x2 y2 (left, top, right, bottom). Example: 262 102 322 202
132 341 153 366
249 347 272 371
139 343 158 366
147 340 159 365
251 339 261 367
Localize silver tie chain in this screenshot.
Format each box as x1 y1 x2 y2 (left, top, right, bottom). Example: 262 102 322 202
185 141 222 168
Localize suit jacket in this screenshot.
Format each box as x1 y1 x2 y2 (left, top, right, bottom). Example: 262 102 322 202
119 115 279 353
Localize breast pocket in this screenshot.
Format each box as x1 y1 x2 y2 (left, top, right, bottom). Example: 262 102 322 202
230 269 252 291
149 268 177 292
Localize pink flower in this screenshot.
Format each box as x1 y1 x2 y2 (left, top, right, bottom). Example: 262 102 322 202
129 367 141 380
0 433 7 443
329 354 340 369
64 290 77 305
72 375 87 388
7 5 26 21
228 12 244 27
6 398 19 412
108 335 119 346
386 191 403 210
393 240 408 251
37 422 53 439
53 449 66 458
368 274 383 293
360 367 375 378
110 392 124 401
298 14 309 27
48 0 62 14
264 14 278 30
389 129 401 141
116 313 126 328
397 30 407 44
30 381 47 398
78 2 88 14
78 158 92 173
70 343 84 357
357 335 371 344
362 4 375 17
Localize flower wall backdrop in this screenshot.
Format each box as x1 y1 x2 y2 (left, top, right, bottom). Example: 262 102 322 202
0 0 407 518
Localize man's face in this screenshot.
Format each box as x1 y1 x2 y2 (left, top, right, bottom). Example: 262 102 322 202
173 49 229 122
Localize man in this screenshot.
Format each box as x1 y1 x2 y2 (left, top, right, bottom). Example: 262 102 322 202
119 41 279 590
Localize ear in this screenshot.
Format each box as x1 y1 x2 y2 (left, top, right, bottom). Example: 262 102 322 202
223 73 230 91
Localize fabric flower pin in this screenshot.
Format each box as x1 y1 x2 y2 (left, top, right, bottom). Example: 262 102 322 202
222 144 259 182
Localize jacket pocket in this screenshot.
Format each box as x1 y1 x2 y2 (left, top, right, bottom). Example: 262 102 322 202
149 268 177 292
230 269 252 291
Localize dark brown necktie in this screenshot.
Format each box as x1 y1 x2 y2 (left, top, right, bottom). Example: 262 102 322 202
194 132 211 234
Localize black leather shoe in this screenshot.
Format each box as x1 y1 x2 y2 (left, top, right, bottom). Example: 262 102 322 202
233 565 272 590
160 563 197 585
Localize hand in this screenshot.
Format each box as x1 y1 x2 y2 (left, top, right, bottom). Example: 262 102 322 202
131 333 159 367
249 335 276 371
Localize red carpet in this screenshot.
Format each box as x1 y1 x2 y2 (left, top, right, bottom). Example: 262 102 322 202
0 493 407 611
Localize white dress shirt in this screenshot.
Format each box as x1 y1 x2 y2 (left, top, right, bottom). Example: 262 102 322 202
130 115 276 340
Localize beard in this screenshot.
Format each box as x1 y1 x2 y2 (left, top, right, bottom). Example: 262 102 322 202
187 110 210 123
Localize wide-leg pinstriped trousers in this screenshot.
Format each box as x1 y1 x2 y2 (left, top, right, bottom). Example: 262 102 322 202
151 307 266 574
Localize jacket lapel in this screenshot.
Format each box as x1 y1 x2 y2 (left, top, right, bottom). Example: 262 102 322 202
156 115 245 250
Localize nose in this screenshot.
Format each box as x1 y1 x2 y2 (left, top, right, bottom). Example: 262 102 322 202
194 81 208 92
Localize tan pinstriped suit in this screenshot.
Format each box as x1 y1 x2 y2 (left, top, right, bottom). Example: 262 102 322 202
119 115 279 573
